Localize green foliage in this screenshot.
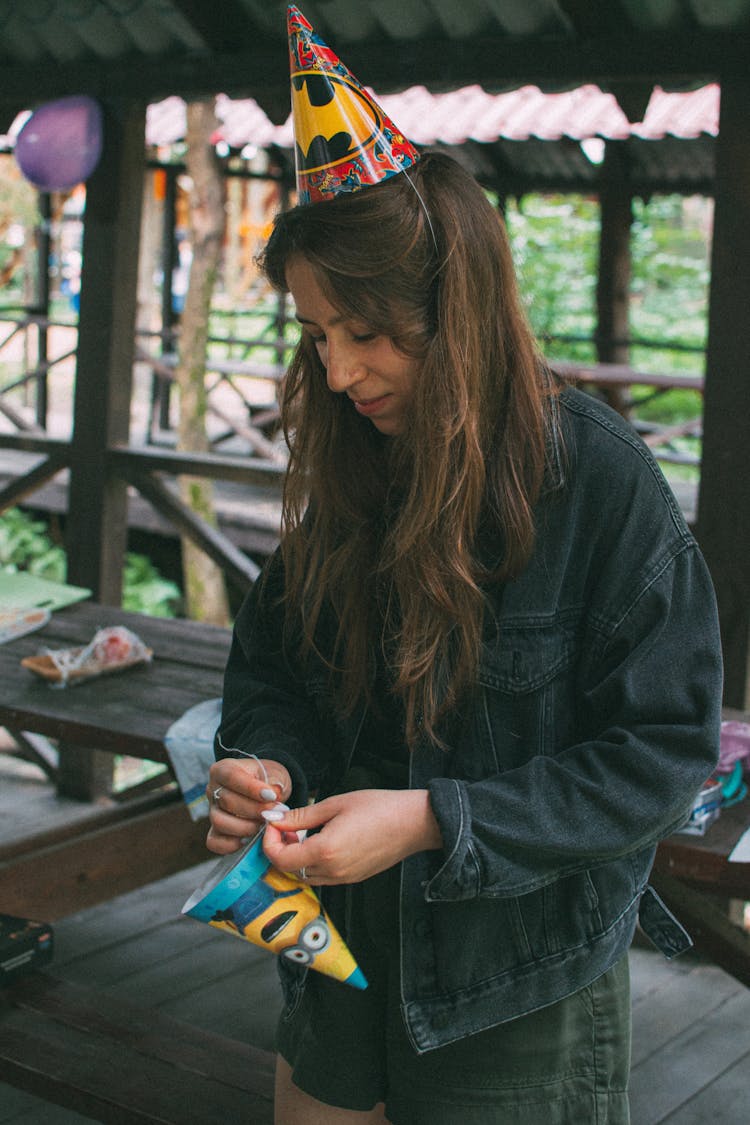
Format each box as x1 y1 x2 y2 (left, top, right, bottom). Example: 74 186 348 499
630 195 710 374
504 191 711 375
505 194 599 363
0 507 66 580
504 190 711 485
122 552 181 618
0 507 180 618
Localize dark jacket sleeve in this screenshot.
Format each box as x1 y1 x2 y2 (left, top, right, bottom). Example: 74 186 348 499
425 394 724 900
427 539 723 899
215 550 328 809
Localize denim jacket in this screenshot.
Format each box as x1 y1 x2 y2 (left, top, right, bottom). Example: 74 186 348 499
217 387 723 1053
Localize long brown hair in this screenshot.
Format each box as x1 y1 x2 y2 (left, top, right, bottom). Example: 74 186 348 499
260 152 557 747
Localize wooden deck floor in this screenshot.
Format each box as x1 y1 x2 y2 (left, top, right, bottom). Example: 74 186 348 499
1 754 749 1123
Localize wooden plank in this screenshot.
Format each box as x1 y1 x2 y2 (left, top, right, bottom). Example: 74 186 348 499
660 1050 750 1124
7 972 276 1098
629 950 742 1068
51 861 219 963
0 450 69 513
0 786 178 863
649 871 750 989
0 972 275 1123
0 1088 88 1123
0 799 210 919
0 1011 273 1125
109 443 286 487
628 987 750 1125
654 801 750 898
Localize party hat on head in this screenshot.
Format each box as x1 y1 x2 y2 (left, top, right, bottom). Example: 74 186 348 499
287 4 419 205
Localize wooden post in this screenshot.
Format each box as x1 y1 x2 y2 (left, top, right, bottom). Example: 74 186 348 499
596 142 632 415
696 79 750 709
65 98 146 606
63 99 145 801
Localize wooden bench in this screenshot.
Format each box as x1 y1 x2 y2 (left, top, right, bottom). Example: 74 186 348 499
0 601 232 919
652 799 750 987
0 971 274 1123
0 603 280 1120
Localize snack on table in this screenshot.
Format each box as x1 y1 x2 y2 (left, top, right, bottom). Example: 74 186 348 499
21 625 152 686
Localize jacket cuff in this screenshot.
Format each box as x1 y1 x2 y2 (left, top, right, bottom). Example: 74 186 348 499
424 777 482 900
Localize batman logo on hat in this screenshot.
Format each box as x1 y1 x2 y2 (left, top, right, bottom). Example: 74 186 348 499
292 72 383 174
286 4 419 204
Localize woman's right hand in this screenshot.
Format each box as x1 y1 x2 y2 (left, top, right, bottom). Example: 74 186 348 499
205 756 292 855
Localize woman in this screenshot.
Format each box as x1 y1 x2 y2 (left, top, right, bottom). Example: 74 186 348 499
206 150 722 1124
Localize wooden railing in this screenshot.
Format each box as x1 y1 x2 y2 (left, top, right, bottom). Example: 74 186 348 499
0 340 704 599
553 360 704 466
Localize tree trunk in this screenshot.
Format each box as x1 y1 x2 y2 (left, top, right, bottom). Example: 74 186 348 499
175 100 230 626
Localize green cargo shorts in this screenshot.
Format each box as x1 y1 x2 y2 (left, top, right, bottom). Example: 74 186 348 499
276 866 631 1123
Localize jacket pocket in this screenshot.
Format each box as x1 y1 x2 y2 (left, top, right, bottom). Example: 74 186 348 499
473 619 580 770
430 894 534 990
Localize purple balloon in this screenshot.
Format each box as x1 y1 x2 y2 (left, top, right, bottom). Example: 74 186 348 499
15 95 103 193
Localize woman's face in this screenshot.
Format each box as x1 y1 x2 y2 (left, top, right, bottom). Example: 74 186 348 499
286 256 420 437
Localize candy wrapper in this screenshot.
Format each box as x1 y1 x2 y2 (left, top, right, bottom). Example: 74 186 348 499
182 831 367 990
21 625 152 687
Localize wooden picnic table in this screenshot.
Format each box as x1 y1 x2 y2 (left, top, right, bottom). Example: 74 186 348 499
0 599 231 764
0 600 232 919
652 798 750 987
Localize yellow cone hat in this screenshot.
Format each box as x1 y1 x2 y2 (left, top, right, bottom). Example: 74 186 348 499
287 4 420 204
182 830 367 989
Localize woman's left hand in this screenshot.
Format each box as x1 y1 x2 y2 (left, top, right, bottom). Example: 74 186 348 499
261 788 443 885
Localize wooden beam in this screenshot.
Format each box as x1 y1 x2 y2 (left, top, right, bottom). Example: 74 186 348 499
65 99 146 606
0 451 69 513
168 0 260 54
125 465 260 590
109 444 285 487
649 871 750 989
0 33 747 125
696 79 750 709
596 142 633 413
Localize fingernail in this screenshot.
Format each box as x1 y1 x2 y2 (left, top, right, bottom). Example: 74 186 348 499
261 809 285 822
260 787 277 800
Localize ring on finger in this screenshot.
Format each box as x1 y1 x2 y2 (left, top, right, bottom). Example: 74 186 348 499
298 867 308 881
212 786 224 806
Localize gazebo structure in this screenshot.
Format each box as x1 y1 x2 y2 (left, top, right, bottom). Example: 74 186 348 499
0 0 749 709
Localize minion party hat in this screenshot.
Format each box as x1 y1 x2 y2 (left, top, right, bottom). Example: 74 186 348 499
287 4 420 204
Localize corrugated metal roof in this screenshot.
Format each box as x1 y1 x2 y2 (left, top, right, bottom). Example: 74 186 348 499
139 81 719 198
145 83 719 150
